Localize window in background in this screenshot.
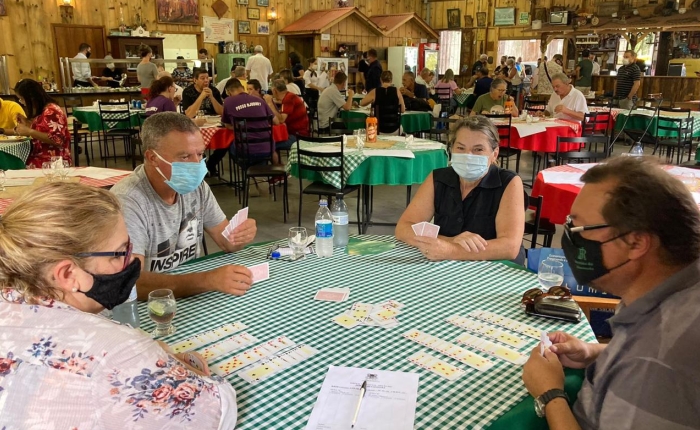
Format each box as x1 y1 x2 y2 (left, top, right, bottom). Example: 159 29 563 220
162 33 198 72
439 30 461 74
497 39 565 62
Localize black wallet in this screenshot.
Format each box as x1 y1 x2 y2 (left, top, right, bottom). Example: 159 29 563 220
525 296 582 323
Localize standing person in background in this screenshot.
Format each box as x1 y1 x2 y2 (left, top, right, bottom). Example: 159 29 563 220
289 51 306 97
358 51 370 85
472 54 488 75
137 46 159 97
494 56 508 76
575 49 594 95
536 54 564 96
591 53 601 76
198 48 214 81
246 45 273 92
303 58 326 93
98 55 124 88
72 43 94 87
615 50 641 110
365 49 383 93
172 56 193 87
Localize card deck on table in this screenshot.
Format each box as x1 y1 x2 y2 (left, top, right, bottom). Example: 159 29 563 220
455 332 528 365
238 344 319 384
314 287 350 302
199 332 258 361
446 315 528 349
170 322 248 353
403 329 495 371
248 262 270 283
467 310 541 339
408 351 466 380
212 336 298 377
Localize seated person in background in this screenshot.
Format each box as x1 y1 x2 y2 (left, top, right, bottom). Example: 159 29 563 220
267 78 309 148
522 157 700 430
416 67 436 97
99 55 123 88
247 79 264 99
434 68 463 113
400 71 428 101
470 78 519 117
545 73 589 122
217 66 247 97
360 70 405 135
144 76 178 116
396 115 525 264
157 70 183 104
182 68 223 118
111 113 257 299
172 56 193 87
0 182 237 429
0 96 25 135
279 69 301 95
317 71 354 133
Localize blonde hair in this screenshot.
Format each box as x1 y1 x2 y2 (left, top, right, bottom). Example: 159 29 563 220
0 183 122 303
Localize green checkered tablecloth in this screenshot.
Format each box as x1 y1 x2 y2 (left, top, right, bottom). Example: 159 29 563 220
0 139 31 165
614 110 700 138
73 107 143 132
285 136 448 189
138 236 596 430
341 110 433 134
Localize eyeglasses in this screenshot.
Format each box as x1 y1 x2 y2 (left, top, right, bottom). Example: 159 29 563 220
75 237 133 271
564 215 609 247
521 285 571 306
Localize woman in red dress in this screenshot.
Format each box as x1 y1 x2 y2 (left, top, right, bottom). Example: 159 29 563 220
13 79 71 168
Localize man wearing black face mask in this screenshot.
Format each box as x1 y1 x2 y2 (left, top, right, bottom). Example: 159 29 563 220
72 43 94 88
521 157 700 430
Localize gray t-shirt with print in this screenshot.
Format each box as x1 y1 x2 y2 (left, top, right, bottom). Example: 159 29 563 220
111 165 226 273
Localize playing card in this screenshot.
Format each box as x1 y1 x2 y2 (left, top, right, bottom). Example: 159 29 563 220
455 332 527 365
314 287 350 302
408 352 465 380
199 332 258 361
422 222 440 238
182 352 206 372
404 329 495 371
371 307 400 321
446 315 528 349
249 262 270 283
171 339 197 354
540 331 553 356
170 322 248 353
238 207 249 223
212 355 247 377
332 313 361 329
411 222 426 236
467 310 541 339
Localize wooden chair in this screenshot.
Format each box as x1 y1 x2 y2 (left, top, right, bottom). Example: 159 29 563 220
572 296 620 322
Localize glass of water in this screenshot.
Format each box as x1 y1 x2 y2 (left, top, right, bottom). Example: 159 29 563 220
42 162 56 182
0 169 5 192
357 129 366 150
538 258 565 292
56 160 71 181
148 289 177 337
288 227 308 261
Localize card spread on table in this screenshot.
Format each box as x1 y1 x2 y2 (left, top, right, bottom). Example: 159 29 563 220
238 344 319 384
467 310 541 339
446 315 528 349
540 331 553 356
212 336 297 377
170 322 248 353
248 262 270 283
455 332 528 365
314 287 350 302
411 221 440 238
408 351 466 381
222 207 249 240
403 329 494 371
332 300 404 329
199 332 258 361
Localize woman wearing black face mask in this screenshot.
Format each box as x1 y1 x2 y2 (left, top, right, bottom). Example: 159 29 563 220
0 183 238 429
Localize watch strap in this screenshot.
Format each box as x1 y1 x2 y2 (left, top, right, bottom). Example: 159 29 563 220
540 388 570 406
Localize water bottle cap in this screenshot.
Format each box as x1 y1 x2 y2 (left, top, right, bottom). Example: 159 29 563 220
320 199 328 206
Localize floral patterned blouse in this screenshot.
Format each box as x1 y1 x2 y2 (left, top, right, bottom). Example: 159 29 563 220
25 103 72 169
0 289 237 429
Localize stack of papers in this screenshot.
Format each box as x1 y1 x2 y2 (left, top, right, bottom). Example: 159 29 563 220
540 171 584 186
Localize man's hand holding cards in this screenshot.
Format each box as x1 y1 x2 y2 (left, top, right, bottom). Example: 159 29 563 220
222 207 257 248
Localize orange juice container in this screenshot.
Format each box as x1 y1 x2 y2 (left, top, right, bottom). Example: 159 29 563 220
366 116 378 143
504 99 514 114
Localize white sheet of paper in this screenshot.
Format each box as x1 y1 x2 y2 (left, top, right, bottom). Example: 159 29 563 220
305 366 419 430
3 178 36 186
566 163 598 172
540 171 584 186
70 167 129 180
3 169 46 179
363 149 415 159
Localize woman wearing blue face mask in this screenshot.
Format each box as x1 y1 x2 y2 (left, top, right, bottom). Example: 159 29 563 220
396 115 526 264
0 182 238 429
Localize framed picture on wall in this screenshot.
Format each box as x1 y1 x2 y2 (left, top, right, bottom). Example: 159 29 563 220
237 0 249 4
238 20 251 34
156 0 200 24
494 8 515 26
248 8 260 19
257 0 269 6
476 12 486 27
533 8 547 23
447 9 461 29
519 12 530 25
257 22 270 35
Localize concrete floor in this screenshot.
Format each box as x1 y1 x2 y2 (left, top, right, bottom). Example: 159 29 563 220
94 136 654 254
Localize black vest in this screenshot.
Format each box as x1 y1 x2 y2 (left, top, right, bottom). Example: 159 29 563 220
374 86 401 133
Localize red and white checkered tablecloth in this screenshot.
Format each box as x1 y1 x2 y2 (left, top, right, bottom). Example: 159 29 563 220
0 167 130 214
200 126 223 148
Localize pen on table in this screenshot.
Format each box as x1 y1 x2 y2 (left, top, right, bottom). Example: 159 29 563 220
351 380 367 428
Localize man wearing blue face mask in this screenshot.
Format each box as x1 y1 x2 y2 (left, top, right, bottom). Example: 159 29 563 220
111 112 258 300
521 157 700 430
395 115 525 264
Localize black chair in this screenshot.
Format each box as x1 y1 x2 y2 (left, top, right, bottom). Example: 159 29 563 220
485 114 520 173
654 115 695 165
328 115 367 136
428 116 460 145
295 134 361 232
232 115 288 222
307 106 320 137
63 95 93 166
554 136 609 166
435 87 453 115
524 194 556 248
97 101 140 167
622 105 659 151
523 96 547 114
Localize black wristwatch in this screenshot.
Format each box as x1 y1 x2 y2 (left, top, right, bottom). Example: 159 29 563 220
534 389 569 418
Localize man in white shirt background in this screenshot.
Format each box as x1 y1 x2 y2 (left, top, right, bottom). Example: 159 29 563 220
591 53 601 76
246 45 274 92
545 73 588 122
72 43 94 87
217 66 247 97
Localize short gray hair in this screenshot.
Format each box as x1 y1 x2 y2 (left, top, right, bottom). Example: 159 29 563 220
254 45 263 53
449 115 500 151
234 66 246 77
141 112 200 151
480 54 488 60
551 72 570 84
273 79 287 92
491 78 506 90
506 58 515 66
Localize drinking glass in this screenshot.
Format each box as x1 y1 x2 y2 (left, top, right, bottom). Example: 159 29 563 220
0 169 5 192
42 162 56 182
56 160 71 181
148 289 177 337
288 227 308 261
538 258 565 292
357 129 366 150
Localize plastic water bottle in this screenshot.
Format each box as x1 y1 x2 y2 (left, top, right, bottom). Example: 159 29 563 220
315 199 334 257
331 193 349 248
629 143 644 157
112 286 140 328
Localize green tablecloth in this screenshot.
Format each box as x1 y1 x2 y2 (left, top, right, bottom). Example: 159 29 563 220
614 111 700 138
0 139 31 169
341 110 432 134
73 107 143 132
138 236 596 430
286 136 448 189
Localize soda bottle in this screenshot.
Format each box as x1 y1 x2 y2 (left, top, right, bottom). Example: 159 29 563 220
331 193 349 248
315 199 334 257
366 115 378 143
